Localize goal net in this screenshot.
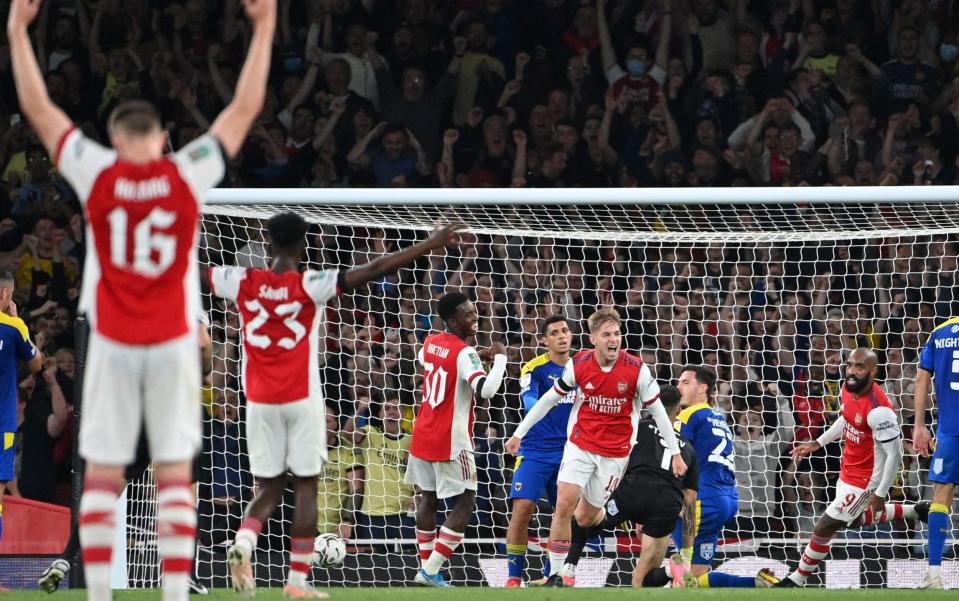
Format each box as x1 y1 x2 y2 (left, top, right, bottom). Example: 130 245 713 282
121 197 959 589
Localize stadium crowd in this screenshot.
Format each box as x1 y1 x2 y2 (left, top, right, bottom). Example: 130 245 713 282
1 0 958 553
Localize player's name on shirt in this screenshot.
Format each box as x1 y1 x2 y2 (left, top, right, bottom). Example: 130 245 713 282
114 176 171 201
930 336 959 349
426 341 451 358
257 284 291 301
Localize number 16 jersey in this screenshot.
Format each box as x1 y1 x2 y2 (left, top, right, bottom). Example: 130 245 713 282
411 332 486 461
210 267 340 403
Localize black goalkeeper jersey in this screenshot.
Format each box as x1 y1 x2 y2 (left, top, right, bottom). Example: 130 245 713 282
620 419 699 506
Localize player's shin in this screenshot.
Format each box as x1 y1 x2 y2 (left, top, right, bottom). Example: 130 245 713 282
927 503 951 578
79 476 122 601
856 503 914 525
546 539 570 576
565 518 590 567
156 478 197 601
423 526 464 575
788 533 832 585
416 529 437 566
289 477 319 587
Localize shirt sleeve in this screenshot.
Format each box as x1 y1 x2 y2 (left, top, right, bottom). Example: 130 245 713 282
14 319 37 363
457 346 486 387
649 63 667 86
605 65 626 86
209 266 247 302
867 405 901 443
171 133 226 203
55 127 117 203
519 364 541 414
302 269 340 305
918 335 935 372
682 449 699 491
634 363 661 407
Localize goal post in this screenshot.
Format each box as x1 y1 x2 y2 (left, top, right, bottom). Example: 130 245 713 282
123 187 959 589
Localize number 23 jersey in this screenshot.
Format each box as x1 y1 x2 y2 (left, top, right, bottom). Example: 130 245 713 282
411 332 486 461
675 402 737 500
210 267 340 403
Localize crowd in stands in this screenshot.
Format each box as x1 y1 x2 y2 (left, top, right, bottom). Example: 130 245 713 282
2 0 957 550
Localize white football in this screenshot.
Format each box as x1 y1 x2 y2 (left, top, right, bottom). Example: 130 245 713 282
313 533 347 567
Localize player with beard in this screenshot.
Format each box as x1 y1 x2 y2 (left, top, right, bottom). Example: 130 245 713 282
777 348 929 587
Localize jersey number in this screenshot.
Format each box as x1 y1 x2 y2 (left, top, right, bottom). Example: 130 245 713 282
652 426 674 471
423 361 448 408
243 300 306 349
952 350 959 391
708 427 735 470
107 207 177 276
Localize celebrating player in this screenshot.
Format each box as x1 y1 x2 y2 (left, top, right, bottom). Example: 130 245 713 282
211 213 463 598
0 271 42 546
558 386 699 587
406 292 508 587
778 348 928 587
505 308 685 584
7 0 275 599
505 315 575 588
913 317 959 589
667 367 778 588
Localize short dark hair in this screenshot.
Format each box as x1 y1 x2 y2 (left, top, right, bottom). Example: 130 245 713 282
660 384 681 413
683 365 717 398
266 212 309 252
107 100 162 136
0 270 13 285
438 292 469 322
540 314 569 337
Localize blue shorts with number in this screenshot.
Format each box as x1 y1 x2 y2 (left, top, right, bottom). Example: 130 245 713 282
930 434 959 485
0 433 15 482
510 456 561 507
672 494 738 565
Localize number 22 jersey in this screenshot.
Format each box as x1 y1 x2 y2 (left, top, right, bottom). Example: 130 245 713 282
210 267 341 403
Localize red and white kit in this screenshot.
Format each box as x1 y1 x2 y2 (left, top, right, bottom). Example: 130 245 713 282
210 267 340 477
513 349 678 508
406 332 507 499
56 128 225 465
817 382 902 523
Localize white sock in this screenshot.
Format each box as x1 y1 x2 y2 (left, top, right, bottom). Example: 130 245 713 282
928 565 942 578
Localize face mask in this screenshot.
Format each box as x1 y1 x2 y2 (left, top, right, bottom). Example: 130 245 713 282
284 57 304 72
626 59 647 78
940 44 959 63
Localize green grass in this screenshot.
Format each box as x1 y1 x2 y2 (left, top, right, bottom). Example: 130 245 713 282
0 589 955 601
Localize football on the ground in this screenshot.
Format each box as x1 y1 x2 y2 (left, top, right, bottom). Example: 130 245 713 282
313 533 347 567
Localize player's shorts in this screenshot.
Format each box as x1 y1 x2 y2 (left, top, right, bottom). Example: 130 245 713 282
404 451 477 500
930 434 959 485
79 332 201 465
672 494 738 565
605 476 682 538
246 397 327 478
510 455 561 506
825 477 877 524
557 442 629 509
0 433 15 482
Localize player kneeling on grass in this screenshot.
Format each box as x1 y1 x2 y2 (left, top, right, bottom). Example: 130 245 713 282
406 292 508 587
777 348 929 588
557 386 700 587
211 214 463 599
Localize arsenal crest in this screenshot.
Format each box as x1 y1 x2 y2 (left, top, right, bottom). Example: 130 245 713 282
617 381 628 393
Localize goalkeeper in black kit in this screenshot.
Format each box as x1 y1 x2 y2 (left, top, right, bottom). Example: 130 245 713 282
550 385 699 587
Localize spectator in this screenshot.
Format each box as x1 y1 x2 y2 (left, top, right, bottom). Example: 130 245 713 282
317 406 362 539
17 360 68 504
347 122 432 187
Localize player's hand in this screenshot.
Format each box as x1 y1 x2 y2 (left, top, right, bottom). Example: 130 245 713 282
791 441 821 463
4 300 17 318
428 220 466 248
671 454 687 477
243 0 276 26
505 436 521 455
42 357 57 385
912 424 933 457
7 0 43 33
479 342 507 362
868 494 885 514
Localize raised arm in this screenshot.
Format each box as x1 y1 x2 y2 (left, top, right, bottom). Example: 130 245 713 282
7 0 73 158
340 223 464 291
596 0 618 74
209 0 277 159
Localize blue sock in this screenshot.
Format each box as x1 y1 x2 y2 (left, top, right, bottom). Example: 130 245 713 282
928 504 951 567
708 571 756 588
543 558 551 578
506 544 526 580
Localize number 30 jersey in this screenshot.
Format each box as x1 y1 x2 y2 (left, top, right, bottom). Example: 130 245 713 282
56 128 225 345
410 332 486 461
210 267 341 404
675 402 737 500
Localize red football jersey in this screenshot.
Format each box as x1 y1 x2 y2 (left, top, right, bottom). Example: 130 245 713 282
210 267 340 404
56 128 225 345
410 332 486 461
559 350 660 458
838 382 899 488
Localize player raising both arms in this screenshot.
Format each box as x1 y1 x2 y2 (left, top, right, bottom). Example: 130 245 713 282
505 315 575 588
913 317 959 589
778 348 928 588
211 214 463 598
407 292 508 587
557 386 700 587
7 1 275 600
505 308 686 586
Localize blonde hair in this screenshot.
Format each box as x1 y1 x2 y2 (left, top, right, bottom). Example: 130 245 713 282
588 308 620 333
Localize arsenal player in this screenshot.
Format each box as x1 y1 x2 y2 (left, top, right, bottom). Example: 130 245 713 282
211 214 463 598
7 1 275 600
777 348 929 587
505 308 685 584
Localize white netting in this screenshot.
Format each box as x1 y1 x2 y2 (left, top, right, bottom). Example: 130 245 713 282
120 198 959 588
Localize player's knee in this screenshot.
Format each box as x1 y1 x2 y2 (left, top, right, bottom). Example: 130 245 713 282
510 499 536 520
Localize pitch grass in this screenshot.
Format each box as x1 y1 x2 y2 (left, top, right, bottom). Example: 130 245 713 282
0 589 955 601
